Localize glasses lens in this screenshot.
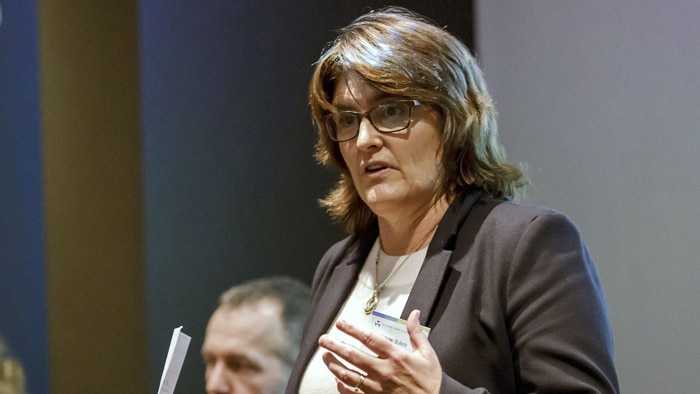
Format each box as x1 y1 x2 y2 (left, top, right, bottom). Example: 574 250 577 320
370 102 412 131
326 113 359 141
324 101 415 141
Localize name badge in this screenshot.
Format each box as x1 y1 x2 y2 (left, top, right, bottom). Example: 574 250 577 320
368 311 431 352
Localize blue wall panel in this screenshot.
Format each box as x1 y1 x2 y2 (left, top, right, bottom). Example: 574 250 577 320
0 1 50 393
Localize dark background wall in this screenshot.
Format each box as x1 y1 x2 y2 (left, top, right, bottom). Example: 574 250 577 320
139 1 474 392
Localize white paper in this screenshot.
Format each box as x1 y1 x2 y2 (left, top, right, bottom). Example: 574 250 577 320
157 326 191 394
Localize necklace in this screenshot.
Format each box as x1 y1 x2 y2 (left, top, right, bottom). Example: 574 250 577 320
363 224 439 315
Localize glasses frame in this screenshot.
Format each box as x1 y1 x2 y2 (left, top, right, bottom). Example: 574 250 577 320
323 99 422 142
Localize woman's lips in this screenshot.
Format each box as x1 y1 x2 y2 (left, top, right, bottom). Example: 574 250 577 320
364 159 391 173
365 163 388 173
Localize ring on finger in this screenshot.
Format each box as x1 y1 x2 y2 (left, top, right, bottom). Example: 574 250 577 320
353 372 366 392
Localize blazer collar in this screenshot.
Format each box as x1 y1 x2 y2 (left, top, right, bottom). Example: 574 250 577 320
401 188 484 325
289 189 485 392
312 225 377 337
315 188 484 331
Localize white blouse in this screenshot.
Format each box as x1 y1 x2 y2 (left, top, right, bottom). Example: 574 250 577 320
298 237 428 393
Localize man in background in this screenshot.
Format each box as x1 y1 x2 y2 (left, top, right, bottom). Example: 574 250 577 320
202 276 310 394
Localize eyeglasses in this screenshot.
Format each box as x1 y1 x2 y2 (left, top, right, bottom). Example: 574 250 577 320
323 100 422 142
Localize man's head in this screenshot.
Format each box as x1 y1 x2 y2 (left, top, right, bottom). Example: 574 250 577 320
202 276 310 394
0 335 25 394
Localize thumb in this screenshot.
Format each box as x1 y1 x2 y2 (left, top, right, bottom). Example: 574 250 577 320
407 309 430 353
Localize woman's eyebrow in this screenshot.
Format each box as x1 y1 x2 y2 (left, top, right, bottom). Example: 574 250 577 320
332 93 399 110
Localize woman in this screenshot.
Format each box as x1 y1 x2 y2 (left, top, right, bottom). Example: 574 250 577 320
287 7 619 394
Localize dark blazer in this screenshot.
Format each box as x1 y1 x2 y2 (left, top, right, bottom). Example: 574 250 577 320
287 189 619 393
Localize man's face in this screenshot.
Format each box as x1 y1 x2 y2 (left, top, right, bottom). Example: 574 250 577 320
202 299 289 394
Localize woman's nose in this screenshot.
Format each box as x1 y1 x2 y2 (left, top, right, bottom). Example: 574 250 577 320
355 117 383 150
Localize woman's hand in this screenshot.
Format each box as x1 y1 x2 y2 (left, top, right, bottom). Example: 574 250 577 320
318 309 443 394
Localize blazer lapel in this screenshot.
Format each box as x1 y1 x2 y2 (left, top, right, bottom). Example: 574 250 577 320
309 254 363 339
296 227 378 372
402 189 483 326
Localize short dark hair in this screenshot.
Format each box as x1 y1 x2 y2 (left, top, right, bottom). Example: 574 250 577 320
219 276 310 366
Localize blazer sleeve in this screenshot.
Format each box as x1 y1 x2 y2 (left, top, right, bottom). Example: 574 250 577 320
503 210 619 393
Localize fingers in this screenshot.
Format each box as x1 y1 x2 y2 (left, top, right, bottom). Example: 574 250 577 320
319 321 385 393
320 314 442 393
332 318 396 358
322 351 369 393
319 332 378 369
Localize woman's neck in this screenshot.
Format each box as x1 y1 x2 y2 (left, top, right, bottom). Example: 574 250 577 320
377 196 450 255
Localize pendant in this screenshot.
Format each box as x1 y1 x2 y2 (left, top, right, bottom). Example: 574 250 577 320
364 289 380 315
